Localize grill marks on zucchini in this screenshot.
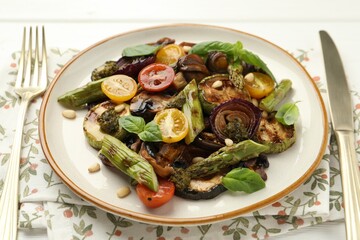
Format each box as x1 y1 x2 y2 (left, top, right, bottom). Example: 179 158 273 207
83 101 129 150
255 115 296 154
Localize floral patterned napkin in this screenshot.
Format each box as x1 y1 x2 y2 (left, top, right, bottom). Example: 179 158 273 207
1 45 358 240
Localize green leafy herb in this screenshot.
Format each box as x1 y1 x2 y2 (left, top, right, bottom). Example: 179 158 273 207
189 40 275 80
138 121 163 142
222 168 265 193
237 49 275 81
119 115 145 134
189 41 236 57
275 102 299 126
122 44 160 57
119 116 162 142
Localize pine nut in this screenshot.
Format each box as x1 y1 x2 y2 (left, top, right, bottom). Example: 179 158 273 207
244 73 255 83
212 80 223 89
88 163 100 173
114 104 125 113
251 98 259 107
182 46 192 53
117 186 131 198
62 110 76 119
192 156 205 163
225 138 234 146
262 111 268 118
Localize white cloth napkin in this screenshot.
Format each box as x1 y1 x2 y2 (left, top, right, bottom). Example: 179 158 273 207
0 41 354 239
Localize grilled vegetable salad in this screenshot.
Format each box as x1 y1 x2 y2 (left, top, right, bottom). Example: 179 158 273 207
58 37 299 208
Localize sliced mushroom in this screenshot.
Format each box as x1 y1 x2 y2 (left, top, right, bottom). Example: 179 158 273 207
177 54 210 83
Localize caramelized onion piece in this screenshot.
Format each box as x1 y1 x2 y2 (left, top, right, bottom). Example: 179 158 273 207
210 99 261 143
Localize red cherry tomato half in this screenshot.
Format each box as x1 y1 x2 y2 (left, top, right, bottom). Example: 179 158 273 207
138 63 175 92
136 178 175 208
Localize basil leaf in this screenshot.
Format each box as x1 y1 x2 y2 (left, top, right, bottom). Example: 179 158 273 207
138 121 163 142
238 49 275 80
119 115 145 134
275 102 299 126
189 41 235 57
232 41 244 57
122 44 160 57
222 168 265 193
189 40 275 81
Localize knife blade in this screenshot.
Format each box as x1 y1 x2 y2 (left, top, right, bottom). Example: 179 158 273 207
320 30 360 240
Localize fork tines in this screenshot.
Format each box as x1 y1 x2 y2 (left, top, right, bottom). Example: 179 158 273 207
16 26 47 90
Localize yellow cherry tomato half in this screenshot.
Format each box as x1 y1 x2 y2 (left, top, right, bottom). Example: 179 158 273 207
101 74 138 103
244 72 275 99
155 44 185 66
154 108 189 143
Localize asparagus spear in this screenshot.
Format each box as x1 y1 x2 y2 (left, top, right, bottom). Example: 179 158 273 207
166 91 186 109
182 79 205 144
259 79 292 112
100 134 159 192
170 140 269 190
57 78 107 109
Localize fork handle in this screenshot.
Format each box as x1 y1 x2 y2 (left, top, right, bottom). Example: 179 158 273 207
335 130 360 240
0 98 30 240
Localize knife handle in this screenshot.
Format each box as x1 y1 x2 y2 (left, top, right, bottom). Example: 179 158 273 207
335 130 360 240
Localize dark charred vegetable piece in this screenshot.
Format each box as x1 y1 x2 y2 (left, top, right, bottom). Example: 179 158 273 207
140 143 174 178
149 37 176 46
83 101 130 150
171 144 213 169
198 74 250 114
57 78 108 109
255 113 296 154
193 132 224 152
181 79 205 144
238 154 269 181
206 51 228 73
177 54 210 83
174 175 227 200
91 61 119 81
210 99 262 143
130 91 173 120
98 152 114 168
116 55 156 79
170 140 269 191
141 142 186 174
259 79 293 112
100 135 159 192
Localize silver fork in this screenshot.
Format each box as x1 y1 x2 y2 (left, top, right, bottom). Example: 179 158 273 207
0 26 48 239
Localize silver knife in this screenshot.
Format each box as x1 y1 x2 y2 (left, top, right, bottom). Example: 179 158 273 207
320 30 360 240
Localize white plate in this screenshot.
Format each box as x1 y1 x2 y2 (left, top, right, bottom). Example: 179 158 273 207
39 24 328 225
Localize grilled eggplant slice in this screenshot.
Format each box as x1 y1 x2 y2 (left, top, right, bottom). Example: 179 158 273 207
255 114 296 154
174 175 226 200
83 101 130 150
